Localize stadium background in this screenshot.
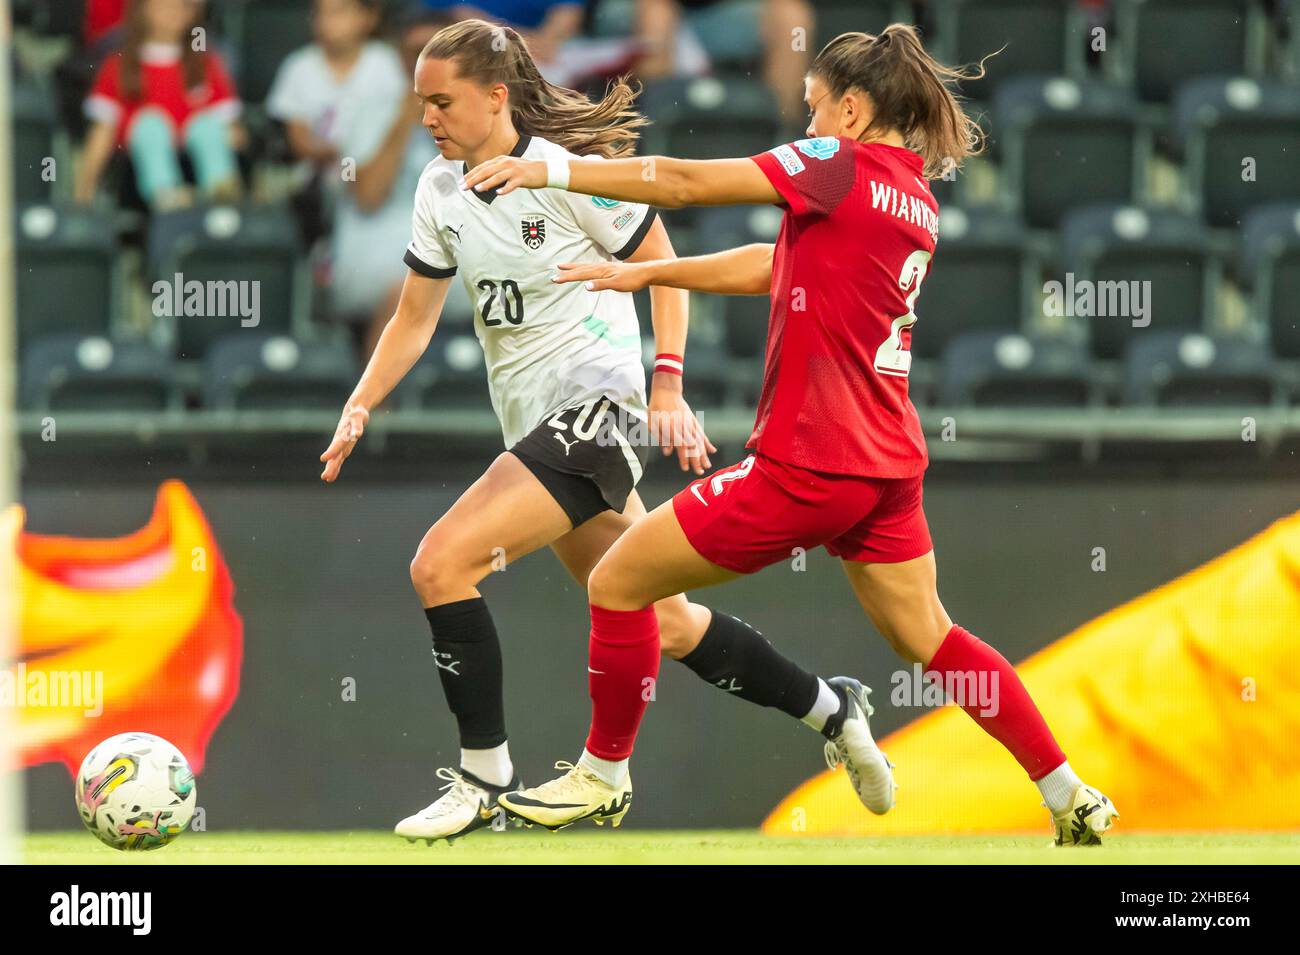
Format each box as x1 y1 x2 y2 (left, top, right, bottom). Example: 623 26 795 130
10 0 1300 835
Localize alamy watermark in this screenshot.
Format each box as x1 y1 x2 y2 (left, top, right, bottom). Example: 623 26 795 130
152 273 260 328
1044 273 1151 328
0 664 103 717
892 663 1000 717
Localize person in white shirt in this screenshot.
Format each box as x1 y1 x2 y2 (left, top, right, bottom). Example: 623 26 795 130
319 18 883 842
269 0 445 356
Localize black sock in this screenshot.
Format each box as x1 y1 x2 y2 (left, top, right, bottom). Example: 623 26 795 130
678 611 820 720
424 597 506 749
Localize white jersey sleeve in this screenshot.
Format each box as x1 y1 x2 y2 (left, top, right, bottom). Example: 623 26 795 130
554 153 659 260
404 164 459 279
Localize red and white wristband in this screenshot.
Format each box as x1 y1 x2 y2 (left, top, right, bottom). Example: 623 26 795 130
654 353 684 376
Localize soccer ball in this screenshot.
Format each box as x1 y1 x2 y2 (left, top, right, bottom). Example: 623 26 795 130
75 732 197 851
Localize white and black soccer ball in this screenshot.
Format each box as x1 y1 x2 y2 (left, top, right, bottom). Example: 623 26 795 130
75 732 197 851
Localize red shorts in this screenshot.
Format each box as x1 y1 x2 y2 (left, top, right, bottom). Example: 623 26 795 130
672 453 932 574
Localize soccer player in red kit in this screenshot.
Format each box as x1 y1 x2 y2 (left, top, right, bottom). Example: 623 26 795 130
464 24 1118 846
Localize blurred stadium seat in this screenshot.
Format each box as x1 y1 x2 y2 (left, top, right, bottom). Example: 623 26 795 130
938 330 1094 407
994 76 1144 228
1122 331 1278 406
147 204 305 361
692 205 782 362
935 0 1085 105
12 80 57 202
1060 204 1217 359
1174 77 1300 226
1115 0 1262 104
223 0 315 104
814 1 905 50
393 331 493 411
1240 203 1300 359
13 0 82 37
639 76 781 162
639 76 781 230
16 203 118 349
21 333 175 412
204 335 356 411
914 206 1035 360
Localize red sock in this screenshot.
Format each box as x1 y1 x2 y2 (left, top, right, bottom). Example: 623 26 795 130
584 604 661 761
925 625 1067 781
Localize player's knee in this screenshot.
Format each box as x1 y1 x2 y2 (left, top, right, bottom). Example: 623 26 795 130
586 558 636 611
409 543 474 604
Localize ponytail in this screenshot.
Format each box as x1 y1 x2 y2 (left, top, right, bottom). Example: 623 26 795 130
811 23 990 178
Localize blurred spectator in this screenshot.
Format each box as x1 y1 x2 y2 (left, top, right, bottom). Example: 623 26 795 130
418 1 585 69
635 0 813 127
416 1 653 87
269 0 443 358
75 0 245 210
85 0 129 52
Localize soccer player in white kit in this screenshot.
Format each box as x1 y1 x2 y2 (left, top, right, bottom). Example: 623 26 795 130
319 19 894 842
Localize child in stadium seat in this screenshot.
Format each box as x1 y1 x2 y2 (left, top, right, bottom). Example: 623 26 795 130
75 0 244 210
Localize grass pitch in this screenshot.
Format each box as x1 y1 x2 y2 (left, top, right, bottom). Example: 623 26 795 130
23 830 1300 865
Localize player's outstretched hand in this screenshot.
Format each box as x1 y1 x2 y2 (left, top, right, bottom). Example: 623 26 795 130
460 157 546 197
649 375 716 475
551 261 650 293
320 405 370 482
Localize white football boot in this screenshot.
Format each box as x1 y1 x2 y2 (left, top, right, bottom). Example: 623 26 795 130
1049 784 1119 846
822 676 897 815
498 760 632 831
395 767 521 844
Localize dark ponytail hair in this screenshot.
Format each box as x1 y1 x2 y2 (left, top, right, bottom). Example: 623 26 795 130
810 23 989 178
420 18 647 159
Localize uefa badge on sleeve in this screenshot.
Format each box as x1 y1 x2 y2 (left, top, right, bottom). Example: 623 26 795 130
522 216 547 250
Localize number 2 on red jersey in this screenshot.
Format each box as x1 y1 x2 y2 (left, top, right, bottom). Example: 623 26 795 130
874 249 931 378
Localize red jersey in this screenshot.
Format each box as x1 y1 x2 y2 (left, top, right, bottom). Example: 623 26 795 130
749 137 937 478
86 44 240 147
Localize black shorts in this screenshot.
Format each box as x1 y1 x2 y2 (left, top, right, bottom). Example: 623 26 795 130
509 397 651 528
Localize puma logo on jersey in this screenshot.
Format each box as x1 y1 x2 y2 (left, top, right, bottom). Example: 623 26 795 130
444 224 464 240
554 433 579 456
433 651 461 676
715 678 744 693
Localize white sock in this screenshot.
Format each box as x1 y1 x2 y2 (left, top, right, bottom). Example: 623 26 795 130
800 678 842 734
1036 760 1083 814
579 749 629 788
460 742 513 788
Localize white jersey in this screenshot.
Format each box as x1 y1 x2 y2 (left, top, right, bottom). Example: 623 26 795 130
405 134 656 447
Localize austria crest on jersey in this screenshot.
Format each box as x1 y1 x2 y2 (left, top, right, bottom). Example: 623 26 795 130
521 216 546 250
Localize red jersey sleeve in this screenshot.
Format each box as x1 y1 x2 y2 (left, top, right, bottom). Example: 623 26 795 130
84 54 124 124
750 137 857 217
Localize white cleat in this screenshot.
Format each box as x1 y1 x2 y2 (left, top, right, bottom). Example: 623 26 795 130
1050 784 1119 846
394 767 521 844
498 760 632 831
822 676 896 815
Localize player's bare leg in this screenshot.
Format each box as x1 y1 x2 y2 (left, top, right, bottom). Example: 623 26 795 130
410 451 573 606
549 490 714 657
397 452 575 843
501 499 733 829
552 488 849 724
840 554 1118 845
500 498 895 828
